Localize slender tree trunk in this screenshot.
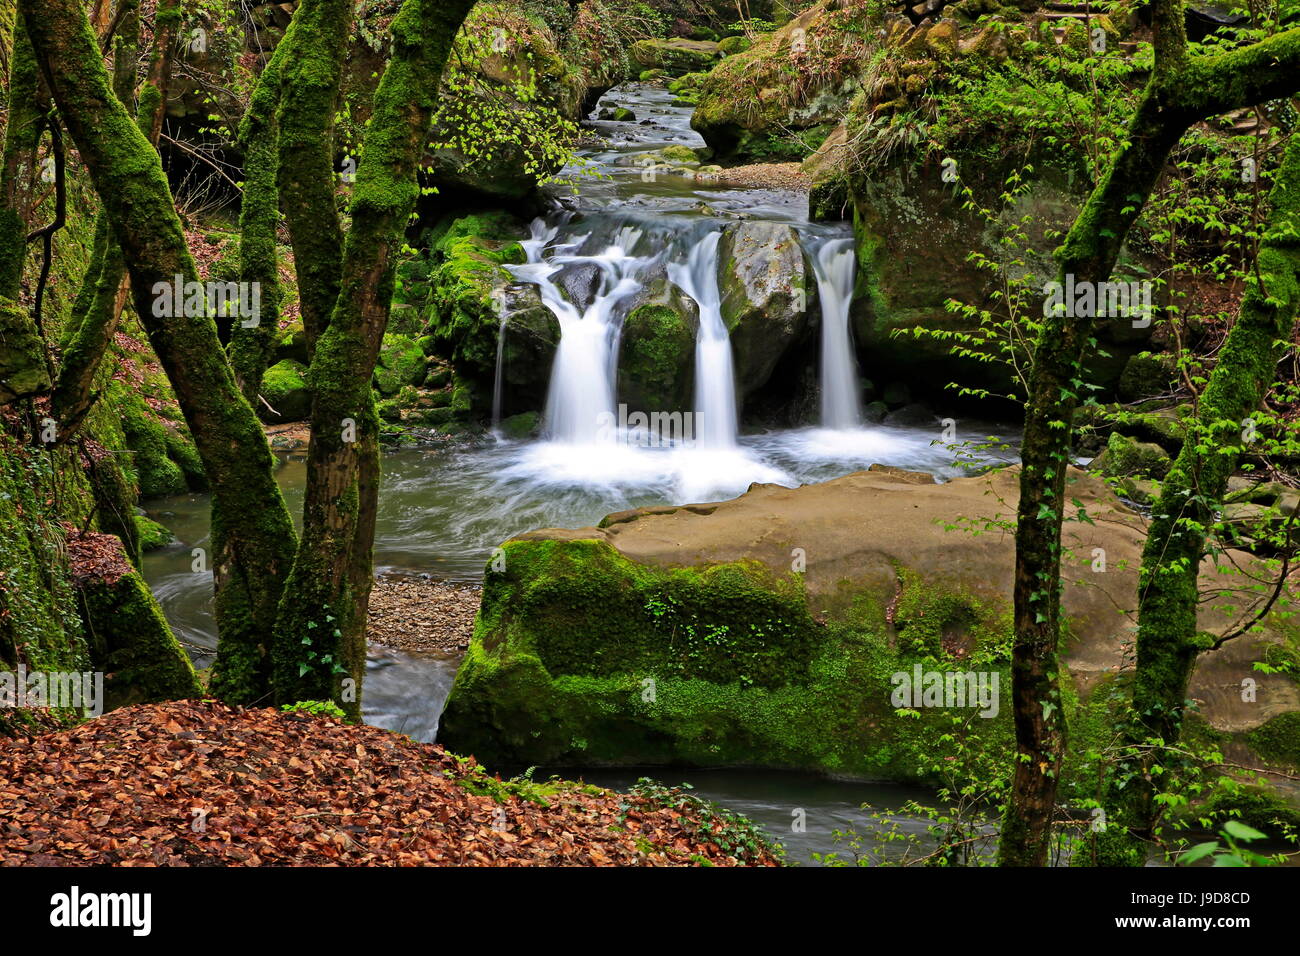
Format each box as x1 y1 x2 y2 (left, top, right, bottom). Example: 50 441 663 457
999 4 1300 864
1086 135 1300 866
50 0 142 435
1000 89 1188 866
22 0 298 704
0 13 39 300
275 0 349 361
227 19 292 404
271 0 476 713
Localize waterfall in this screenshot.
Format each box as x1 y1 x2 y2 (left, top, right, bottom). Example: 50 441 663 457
813 238 862 430
668 231 738 449
508 222 644 444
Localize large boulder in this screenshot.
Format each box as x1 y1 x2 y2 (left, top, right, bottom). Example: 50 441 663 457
717 221 811 399
618 277 699 415
691 2 864 162
630 38 722 76
439 466 1299 786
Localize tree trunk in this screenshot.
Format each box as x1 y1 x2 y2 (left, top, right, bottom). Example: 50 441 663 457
22 0 298 704
275 0 350 361
271 0 476 714
1087 135 1300 866
998 4 1300 864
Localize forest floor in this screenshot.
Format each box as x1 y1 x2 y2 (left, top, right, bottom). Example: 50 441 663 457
366 575 480 654
0 700 782 866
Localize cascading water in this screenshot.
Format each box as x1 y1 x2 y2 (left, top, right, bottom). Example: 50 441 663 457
668 231 738 449
508 224 645 444
812 237 863 430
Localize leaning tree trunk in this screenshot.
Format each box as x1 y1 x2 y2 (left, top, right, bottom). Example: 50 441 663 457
1083 134 1300 867
271 0 478 714
227 19 292 405
22 0 298 704
998 1 1300 865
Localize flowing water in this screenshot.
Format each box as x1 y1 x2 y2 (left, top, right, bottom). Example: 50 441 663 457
813 238 863 429
140 81 1022 864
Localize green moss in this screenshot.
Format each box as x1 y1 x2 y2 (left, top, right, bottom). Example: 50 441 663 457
77 564 200 707
1245 712 1300 770
117 388 186 498
439 538 1015 780
0 300 52 403
717 35 751 56
618 303 693 412
134 514 176 552
260 359 312 421
373 333 427 397
0 434 88 673
1095 431 1172 481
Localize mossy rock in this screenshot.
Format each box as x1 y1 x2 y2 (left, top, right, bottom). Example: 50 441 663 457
73 547 200 709
423 212 558 417
717 221 811 398
618 299 695 415
659 143 701 163
373 333 428 397
118 391 187 498
718 35 752 56
260 359 312 423
1246 712 1300 770
691 5 864 162
629 38 721 76
134 515 176 552
1094 432 1172 480
1118 352 1176 402
439 535 1014 777
0 300 52 405
498 410 540 439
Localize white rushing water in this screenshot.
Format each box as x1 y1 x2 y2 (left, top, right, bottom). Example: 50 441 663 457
508 224 644 445
813 237 862 430
668 230 738 449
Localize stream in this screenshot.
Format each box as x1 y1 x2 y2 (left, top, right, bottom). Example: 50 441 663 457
141 81 1020 865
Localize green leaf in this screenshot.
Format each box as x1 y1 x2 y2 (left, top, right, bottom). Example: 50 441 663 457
1223 820 1266 842
1177 842 1218 864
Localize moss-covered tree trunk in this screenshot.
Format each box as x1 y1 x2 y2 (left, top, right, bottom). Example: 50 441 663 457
271 0 477 714
274 0 350 363
0 14 40 301
228 16 291 404
49 0 143 436
22 0 298 704
998 2 1300 865
1085 135 1300 867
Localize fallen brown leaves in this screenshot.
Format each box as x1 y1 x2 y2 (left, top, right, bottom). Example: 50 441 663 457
0 700 780 867
63 527 132 587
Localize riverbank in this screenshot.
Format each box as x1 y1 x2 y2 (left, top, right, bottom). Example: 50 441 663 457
0 700 782 866
366 575 480 654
